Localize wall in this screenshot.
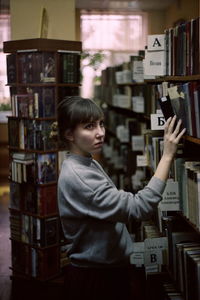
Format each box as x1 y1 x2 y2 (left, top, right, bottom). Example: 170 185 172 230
165 0 199 29
147 10 166 34
147 0 199 35
10 0 76 40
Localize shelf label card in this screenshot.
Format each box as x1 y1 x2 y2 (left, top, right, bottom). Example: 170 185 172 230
130 242 144 266
144 237 167 266
136 155 148 167
147 34 166 51
150 113 165 130
159 179 180 211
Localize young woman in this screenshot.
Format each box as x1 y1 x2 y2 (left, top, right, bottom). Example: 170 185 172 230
55 96 185 300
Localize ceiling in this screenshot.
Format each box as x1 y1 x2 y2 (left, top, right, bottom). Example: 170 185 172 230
75 0 176 11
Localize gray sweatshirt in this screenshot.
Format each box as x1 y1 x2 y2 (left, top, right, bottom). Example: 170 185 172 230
58 153 166 268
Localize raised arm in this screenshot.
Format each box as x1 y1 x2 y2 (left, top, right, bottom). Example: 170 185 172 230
154 115 186 182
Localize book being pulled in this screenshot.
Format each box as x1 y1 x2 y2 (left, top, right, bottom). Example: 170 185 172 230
158 86 188 134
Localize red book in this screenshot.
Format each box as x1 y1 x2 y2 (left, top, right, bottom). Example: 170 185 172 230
37 185 58 216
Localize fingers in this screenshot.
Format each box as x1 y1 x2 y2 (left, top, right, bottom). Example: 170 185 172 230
165 115 185 136
173 119 182 136
175 127 186 143
164 116 172 133
167 115 177 134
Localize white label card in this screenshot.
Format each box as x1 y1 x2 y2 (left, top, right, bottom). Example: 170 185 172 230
136 155 148 167
150 114 165 130
159 179 180 211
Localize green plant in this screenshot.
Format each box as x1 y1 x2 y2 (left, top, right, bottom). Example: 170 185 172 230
0 102 11 111
81 51 105 71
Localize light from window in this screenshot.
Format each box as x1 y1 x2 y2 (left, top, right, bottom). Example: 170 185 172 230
81 13 147 51
80 12 147 98
0 14 11 105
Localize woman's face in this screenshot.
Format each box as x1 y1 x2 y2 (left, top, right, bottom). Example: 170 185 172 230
67 119 105 156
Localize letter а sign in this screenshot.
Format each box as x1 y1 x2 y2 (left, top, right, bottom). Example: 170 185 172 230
147 35 166 51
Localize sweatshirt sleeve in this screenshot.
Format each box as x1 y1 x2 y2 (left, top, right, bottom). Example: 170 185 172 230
59 162 166 224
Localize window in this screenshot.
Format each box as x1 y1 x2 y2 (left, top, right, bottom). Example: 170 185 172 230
0 12 11 105
80 12 148 98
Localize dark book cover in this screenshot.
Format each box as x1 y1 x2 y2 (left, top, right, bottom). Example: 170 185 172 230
158 95 175 121
10 210 21 241
23 184 37 214
37 247 60 280
37 153 57 184
42 217 59 246
169 85 188 133
18 53 28 83
40 52 55 83
6 53 16 84
11 240 30 274
194 85 200 138
42 87 55 117
188 81 198 137
17 94 30 118
9 182 21 210
61 52 80 84
8 118 19 147
37 185 58 216
58 86 79 100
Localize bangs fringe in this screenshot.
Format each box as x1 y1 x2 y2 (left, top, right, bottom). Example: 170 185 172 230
71 99 104 127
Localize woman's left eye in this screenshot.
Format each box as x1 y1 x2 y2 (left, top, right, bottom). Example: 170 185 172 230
85 123 94 129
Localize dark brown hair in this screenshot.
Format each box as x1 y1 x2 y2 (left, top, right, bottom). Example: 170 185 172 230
57 96 104 144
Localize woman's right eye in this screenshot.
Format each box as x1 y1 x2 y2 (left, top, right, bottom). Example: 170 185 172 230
85 123 94 129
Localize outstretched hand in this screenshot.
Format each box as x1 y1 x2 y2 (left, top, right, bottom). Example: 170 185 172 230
162 115 186 160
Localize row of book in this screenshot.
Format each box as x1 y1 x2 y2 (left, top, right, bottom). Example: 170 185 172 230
10 182 58 216
101 55 144 86
157 81 200 138
165 17 200 76
10 87 55 118
173 159 200 230
10 211 59 247
10 152 57 185
8 119 56 150
11 240 60 280
164 216 200 300
6 51 81 84
144 131 200 230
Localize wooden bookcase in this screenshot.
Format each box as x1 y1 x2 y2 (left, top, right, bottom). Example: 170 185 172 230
3 38 82 281
99 57 200 299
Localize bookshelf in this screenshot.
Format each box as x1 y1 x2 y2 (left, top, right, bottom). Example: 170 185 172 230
3 38 82 281
99 18 200 299
144 19 200 299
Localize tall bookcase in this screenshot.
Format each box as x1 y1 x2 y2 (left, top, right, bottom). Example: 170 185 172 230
3 38 82 281
99 21 200 299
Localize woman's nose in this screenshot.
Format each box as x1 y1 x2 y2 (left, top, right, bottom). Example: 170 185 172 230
96 125 105 137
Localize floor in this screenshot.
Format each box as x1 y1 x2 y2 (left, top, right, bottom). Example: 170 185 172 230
0 184 12 300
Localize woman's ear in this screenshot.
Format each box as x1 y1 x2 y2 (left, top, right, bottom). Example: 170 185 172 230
64 130 74 142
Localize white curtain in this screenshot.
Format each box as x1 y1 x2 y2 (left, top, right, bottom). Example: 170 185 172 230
0 13 11 104
80 12 148 98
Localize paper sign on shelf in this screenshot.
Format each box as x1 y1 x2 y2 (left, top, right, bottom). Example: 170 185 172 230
130 242 144 266
150 113 165 130
158 179 180 211
147 34 166 51
136 155 148 167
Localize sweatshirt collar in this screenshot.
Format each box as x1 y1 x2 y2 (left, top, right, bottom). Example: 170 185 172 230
66 152 93 166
